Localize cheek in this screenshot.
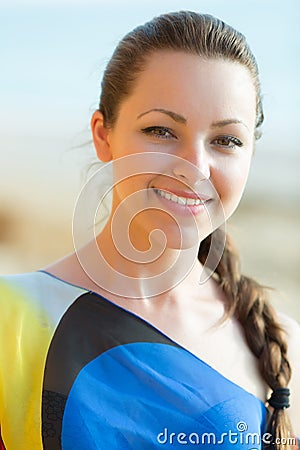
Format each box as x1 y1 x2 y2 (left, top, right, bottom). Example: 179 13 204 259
213 155 252 216
112 173 153 206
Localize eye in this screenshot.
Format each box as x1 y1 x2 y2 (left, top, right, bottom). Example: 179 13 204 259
212 135 243 149
141 126 177 140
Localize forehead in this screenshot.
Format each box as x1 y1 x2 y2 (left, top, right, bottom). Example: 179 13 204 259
118 51 256 125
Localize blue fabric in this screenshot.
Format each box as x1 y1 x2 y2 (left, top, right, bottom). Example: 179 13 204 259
62 342 266 449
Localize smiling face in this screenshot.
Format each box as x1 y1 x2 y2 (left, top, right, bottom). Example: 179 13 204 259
92 51 257 250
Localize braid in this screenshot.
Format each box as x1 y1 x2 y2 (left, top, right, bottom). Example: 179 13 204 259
199 230 294 449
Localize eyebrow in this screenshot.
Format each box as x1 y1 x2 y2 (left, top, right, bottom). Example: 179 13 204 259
137 108 249 131
137 108 187 124
211 118 249 130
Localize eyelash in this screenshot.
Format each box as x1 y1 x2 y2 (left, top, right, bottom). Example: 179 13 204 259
212 135 243 149
141 126 176 140
141 126 244 149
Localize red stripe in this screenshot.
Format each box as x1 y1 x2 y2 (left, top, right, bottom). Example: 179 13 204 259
0 429 6 450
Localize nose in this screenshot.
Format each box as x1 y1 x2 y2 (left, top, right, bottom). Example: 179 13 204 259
172 142 211 186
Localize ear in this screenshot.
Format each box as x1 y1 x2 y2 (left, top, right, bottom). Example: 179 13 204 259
91 110 112 162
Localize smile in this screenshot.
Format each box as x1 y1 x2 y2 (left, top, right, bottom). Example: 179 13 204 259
153 188 207 206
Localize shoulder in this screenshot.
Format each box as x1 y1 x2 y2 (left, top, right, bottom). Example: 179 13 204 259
278 312 300 352
0 272 35 321
0 271 87 325
277 312 300 436
278 312 300 371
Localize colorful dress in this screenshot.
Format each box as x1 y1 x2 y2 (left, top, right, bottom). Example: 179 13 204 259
0 271 268 449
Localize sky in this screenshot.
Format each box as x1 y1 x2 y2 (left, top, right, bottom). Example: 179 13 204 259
0 0 299 216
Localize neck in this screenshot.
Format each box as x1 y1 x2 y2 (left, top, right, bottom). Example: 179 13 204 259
75 218 205 300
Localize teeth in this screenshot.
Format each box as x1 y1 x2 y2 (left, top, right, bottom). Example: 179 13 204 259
155 189 205 206
187 197 199 206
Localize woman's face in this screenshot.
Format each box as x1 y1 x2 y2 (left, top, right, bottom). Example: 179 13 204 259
92 51 257 250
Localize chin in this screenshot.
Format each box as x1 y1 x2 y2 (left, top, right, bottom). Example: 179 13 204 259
161 225 213 251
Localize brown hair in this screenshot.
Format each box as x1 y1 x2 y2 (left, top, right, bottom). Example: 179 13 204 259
97 11 293 448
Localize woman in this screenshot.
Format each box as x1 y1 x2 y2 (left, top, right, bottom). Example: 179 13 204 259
0 11 299 450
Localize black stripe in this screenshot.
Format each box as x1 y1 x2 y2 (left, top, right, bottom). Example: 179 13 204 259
42 292 177 449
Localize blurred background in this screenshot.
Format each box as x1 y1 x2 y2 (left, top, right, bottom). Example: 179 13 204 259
0 0 299 320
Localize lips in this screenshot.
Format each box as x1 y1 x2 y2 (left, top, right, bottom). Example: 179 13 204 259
153 188 211 206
